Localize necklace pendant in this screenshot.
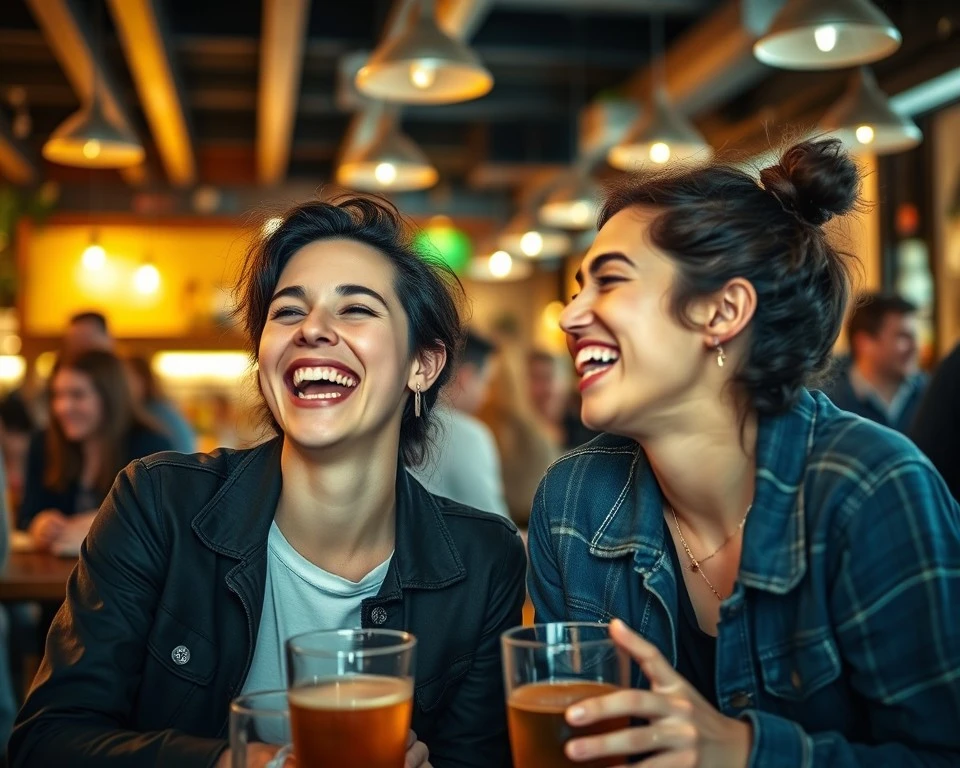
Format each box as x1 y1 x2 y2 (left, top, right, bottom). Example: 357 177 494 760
690 562 699 572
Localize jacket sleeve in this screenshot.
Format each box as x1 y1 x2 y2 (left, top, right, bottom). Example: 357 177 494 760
428 524 526 768
527 477 567 622
743 457 960 768
8 460 226 768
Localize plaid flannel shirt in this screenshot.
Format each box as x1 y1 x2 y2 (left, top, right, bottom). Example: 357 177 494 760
529 389 960 767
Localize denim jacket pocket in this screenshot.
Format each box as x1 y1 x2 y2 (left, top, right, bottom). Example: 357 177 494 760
758 631 841 702
415 652 475 713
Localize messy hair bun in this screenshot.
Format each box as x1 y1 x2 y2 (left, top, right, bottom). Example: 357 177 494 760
599 139 862 414
759 138 860 227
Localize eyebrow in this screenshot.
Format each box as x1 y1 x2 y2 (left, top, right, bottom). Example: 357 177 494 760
269 283 390 310
574 251 635 287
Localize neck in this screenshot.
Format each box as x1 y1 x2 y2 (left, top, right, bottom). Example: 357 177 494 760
636 397 757 540
854 360 902 404
275 438 399 576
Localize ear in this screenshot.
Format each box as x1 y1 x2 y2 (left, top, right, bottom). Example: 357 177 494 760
407 343 448 394
689 277 757 347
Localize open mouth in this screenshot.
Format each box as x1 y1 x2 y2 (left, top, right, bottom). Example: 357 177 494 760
286 362 360 403
574 345 620 389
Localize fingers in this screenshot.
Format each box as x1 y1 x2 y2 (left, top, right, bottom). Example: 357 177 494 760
610 619 684 693
633 748 698 768
404 739 430 768
406 730 417 749
567 690 692 726
566 720 698 764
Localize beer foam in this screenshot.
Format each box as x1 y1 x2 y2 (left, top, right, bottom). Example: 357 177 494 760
289 675 413 711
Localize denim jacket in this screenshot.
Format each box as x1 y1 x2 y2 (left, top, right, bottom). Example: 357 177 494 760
529 389 960 767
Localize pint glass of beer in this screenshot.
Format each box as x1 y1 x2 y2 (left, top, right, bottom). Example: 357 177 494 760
286 628 416 768
502 623 630 768
228 690 293 768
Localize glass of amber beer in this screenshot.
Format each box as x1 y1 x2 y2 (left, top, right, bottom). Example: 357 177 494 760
229 690 293 768
502 623 630 768
286 628 416 768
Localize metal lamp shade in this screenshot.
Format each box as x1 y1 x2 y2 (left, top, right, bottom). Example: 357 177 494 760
42 97 144 168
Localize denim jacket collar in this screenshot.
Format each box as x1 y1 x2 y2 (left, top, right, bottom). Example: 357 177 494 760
586 389 820 595
191 437 466 589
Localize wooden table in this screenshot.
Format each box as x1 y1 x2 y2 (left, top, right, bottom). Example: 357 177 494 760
0 551 76 603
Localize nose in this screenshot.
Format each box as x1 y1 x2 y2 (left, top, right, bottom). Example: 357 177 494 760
559 291 592 337
296 308 339 347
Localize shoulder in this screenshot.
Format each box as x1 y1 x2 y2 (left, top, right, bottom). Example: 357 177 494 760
804 391 956 521
539 432 639 495
431 492 524 564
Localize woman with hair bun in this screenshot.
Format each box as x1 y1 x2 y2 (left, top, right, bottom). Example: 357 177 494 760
528 139 960 766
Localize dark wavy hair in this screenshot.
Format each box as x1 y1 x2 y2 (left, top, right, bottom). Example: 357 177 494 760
599 138 861 414
234 195 465 466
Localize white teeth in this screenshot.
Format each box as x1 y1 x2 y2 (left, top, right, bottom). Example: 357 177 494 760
574 346 620 373
296 391 344 400
292 366 358 388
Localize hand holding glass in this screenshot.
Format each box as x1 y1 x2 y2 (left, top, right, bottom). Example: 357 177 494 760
228 690 293 768
502 623 630 768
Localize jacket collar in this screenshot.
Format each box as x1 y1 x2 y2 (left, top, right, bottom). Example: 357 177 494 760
192 437 465 589
588 390 819 595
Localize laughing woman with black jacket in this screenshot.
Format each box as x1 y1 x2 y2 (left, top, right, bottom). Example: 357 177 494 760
9 198 526 768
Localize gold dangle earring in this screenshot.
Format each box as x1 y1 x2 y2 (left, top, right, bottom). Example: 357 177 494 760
714 336 726 368
414 383 422 418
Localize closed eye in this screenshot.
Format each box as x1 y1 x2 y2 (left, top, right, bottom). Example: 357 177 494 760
596 275 627 288
269 306 304 321
341 304 380 317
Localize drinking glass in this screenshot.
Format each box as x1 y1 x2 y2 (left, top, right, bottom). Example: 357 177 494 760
228 689 293 768
286 628 416 768
502 622 630 768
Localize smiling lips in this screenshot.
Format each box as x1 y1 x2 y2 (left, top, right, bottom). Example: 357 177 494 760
574 344 620 390
286 361 360 405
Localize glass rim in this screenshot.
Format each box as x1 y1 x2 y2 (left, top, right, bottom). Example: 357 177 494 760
230 688 289 718
501 621 617 651
287 627 417 658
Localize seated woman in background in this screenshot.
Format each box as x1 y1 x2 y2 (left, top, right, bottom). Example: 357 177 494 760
528 139 960 766
18 349 173 554
10 197 525 768
124 355 197 454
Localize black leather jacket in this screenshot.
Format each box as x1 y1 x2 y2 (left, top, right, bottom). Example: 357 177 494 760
9 439 526 767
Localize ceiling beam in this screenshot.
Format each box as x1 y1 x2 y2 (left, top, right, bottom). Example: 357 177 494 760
0 117 36 185
25 0 148 186
495 0 712 13
106 0 196 187
256 0 312 186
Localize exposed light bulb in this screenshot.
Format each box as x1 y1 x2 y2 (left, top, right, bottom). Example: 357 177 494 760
814 25 838 53
133 263 161 295
520 231 543 257
855 125 876 144
81 243 106 271
488 250 513 278
409 62 437 90
569 201 591 227
649 142 671 164
82 139 101 160
374 162 398 185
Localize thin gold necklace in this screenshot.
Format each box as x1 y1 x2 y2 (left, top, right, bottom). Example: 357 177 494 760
669 504 750 602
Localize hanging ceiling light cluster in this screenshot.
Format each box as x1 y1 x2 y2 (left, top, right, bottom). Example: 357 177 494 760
753 0 918 155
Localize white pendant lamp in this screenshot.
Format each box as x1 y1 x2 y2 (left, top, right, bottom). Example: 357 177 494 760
754 0 901 70
499 211 572 260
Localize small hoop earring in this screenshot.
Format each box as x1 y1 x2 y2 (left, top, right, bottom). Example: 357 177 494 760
414 383 422 418
714 338 726 368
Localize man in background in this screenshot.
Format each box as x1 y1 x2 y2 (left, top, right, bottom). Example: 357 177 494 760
826 293 927 433
410 331 509 518
63 311 113 354
911 343 960 501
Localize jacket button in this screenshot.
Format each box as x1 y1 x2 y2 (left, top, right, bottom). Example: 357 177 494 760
729 691 752 709
171 645 191 666
371 607 388 625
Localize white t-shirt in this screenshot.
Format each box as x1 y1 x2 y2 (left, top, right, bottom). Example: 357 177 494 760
241 521 392 694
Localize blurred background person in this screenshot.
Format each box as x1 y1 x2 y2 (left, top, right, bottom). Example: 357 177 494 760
526 350 569 445
18 350 173 555
411 330 509 517
479 343 562 527
825 293 926 432
62 311 113 355
911 343 960 500
0 393 36 518
124 356 196 454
